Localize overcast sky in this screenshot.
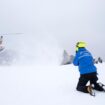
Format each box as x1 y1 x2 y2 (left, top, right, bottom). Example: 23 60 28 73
0 0 105 60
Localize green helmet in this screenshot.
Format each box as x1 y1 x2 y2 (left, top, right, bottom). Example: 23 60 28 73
76 42 86 52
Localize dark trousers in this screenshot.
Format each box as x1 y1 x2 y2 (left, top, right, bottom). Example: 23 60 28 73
76 72 103 93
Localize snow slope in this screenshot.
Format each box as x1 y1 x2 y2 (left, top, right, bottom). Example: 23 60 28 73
0 63 105 105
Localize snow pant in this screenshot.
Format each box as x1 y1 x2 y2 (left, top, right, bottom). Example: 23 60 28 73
76 72 104 93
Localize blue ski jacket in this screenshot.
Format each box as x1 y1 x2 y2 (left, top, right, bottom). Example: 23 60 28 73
73 48 97 74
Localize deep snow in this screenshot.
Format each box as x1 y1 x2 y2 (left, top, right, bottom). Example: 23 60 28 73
0 63 105 105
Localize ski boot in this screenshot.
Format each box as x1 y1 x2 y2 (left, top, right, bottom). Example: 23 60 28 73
98 82 105 92
87 85 95 96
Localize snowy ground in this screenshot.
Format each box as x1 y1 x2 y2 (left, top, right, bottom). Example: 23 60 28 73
0 63 105 105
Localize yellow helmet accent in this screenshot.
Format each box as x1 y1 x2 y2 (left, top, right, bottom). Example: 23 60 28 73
76 42 86 48
76 42 86 52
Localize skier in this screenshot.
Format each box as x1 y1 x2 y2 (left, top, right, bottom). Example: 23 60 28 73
73 42 105 95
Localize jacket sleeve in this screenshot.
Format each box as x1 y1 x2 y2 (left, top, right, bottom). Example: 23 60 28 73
73 53 79 66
